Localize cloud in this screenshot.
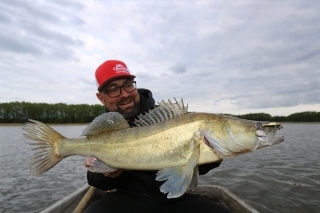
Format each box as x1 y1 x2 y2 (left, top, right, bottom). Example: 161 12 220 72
0 0 84 60
170 63 187 74
0 0 319 116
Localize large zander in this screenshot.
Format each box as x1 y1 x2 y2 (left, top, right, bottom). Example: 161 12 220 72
23 99 284 198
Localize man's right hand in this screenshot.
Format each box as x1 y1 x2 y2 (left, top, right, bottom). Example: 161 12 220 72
102 169 125 178
84 157 125 178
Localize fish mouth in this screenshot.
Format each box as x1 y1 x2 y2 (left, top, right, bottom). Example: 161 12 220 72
255 122 284 147
256 134 284 149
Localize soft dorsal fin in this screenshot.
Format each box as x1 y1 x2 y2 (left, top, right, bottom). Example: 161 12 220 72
81 112 130 136
134 98 188 127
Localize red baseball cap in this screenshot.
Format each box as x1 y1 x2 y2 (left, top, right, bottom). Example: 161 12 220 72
95 60 136 91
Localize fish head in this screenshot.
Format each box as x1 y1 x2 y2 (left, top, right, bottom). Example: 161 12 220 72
200 116 284 158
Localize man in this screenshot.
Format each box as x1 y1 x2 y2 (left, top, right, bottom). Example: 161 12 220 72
84 60 231 213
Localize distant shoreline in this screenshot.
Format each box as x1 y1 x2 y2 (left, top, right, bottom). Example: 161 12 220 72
0 123 89 126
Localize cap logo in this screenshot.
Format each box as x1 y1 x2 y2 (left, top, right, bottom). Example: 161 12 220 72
113 64 130 73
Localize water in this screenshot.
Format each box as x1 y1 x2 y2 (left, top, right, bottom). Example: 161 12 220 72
0 123 320 213
0 125 88 213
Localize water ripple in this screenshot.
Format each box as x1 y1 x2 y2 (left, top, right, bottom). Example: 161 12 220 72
1 123 320 213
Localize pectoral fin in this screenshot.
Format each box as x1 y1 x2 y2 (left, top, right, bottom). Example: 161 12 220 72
156 144 200 198
86 156 117 173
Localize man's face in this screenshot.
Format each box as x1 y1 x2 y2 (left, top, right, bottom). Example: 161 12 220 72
96 78 140 119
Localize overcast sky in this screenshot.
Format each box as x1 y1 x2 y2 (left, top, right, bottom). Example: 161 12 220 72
0 0 319 116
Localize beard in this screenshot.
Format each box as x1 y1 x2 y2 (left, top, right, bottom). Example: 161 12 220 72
118 99 140 119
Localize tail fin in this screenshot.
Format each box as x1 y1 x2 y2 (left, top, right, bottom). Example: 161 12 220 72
23 119 65 176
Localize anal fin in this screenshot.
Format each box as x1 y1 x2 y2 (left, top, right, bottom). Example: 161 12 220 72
188 166 199 191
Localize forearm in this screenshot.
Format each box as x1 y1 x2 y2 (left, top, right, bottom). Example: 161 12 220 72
87 171 129 190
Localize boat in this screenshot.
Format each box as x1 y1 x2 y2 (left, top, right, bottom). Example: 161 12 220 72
40 184 259 213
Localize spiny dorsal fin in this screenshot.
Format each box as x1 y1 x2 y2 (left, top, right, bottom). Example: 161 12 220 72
134 98 188 127
81 112 129 136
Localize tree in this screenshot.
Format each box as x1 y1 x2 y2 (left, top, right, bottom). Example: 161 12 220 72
0 102 104 123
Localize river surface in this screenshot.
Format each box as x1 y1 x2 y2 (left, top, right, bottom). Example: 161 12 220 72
0 123 319 213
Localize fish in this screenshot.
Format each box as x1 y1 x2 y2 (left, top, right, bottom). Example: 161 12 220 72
23 99 284 198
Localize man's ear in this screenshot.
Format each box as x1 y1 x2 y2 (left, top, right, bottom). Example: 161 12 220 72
96 93 105 104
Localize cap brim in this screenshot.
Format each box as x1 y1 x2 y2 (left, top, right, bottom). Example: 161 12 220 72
98 74 136 91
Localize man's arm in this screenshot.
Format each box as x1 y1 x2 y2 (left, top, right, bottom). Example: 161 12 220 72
87 170 128 191
84 157 127 190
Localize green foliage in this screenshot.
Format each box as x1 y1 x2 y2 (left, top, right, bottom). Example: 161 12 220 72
0 102 104 123
0 102 319 123
286 111 320 122
235 113 272 121
230 111 320 122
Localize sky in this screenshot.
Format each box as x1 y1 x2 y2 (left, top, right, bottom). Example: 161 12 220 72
0 0 319 116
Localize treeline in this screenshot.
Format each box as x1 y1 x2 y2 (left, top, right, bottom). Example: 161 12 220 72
231 112 320 122
0 102 319 123
0 102 104 123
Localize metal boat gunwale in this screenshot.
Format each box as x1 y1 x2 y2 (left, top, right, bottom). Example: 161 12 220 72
40 184 259 213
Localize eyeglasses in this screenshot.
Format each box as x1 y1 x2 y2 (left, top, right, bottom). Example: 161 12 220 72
101 81 137 98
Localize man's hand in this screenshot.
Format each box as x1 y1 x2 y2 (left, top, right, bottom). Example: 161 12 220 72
102 169 125 178
84 157 125 178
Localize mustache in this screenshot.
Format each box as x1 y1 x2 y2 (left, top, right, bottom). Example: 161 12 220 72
118 98 133 105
